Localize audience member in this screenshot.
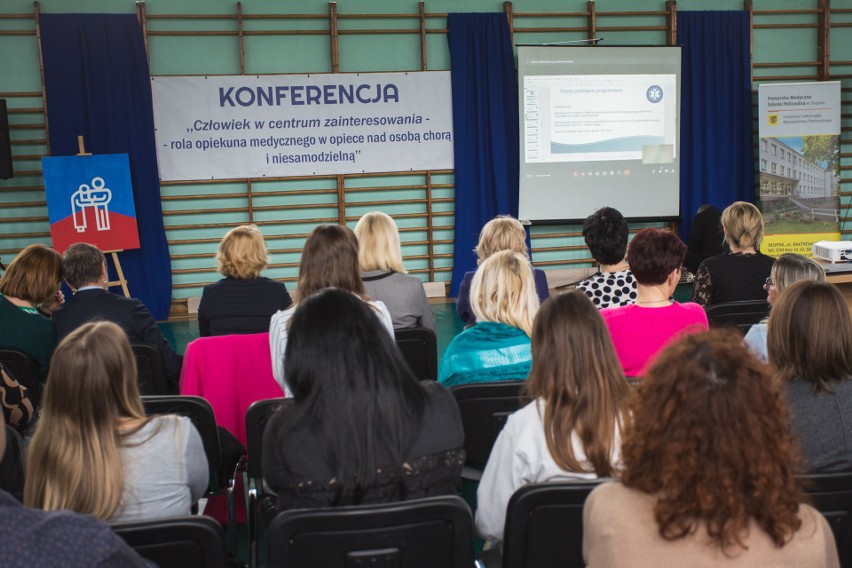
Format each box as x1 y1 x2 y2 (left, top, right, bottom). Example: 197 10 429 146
576 207 637 309
439 251 539 386
263 288 463 509
269 224 393 394
768 280 852 473
0 244 63 381
354 211 436 333
24 322 208 522
602 228 707 378
684 204 725 274
0 421 154 567
52 243 182 390
456 216 548 324
692 201 775 306
744 253 825 361
476 291 631 542
584 329 839 568
197 224 291 336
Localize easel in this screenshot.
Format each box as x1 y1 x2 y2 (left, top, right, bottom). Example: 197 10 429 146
77 136 131 298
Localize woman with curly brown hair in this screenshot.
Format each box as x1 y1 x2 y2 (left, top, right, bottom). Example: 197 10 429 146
583 329 839 568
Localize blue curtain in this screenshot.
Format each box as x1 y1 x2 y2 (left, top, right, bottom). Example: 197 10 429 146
447 14 519 297
40 14 172 320
678 11 753 240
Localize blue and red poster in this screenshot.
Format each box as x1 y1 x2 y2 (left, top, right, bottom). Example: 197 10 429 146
42 154 140 253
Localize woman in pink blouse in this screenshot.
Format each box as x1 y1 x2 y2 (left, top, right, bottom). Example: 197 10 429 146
601 228 708 378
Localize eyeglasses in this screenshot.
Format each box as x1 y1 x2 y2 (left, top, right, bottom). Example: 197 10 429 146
763 277 774 291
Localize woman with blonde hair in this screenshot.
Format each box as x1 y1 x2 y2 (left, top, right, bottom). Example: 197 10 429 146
24 321 208 521
476 291 631 543
439 250 539 386
692 201 775 306
456 215 549 324
744 253 826 361
0 243 63 381
354 211 435 333
584 329 839 567
198 224 291 336
269 224 393 393
768 280 852 472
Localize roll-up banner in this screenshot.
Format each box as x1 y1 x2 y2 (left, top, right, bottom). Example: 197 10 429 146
151 72 454 181
757 81 841 256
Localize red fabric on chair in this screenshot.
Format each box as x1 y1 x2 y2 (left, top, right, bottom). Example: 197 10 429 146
180 332 284 446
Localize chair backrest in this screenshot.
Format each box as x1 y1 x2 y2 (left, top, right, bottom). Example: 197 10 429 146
141 395 224 493
112 515 230 568
799 472 852 567
0 425 24 502
0 349 41 408
132 344 172 396
266 495 474 568
394 327 438 381
245 397 290 481
449 381 528 469
502 481 604 568
705 300 770 334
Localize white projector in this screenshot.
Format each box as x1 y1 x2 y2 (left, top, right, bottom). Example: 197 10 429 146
812 240 852 263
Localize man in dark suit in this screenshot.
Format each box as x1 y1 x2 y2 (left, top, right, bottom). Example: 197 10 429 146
52 243 182 390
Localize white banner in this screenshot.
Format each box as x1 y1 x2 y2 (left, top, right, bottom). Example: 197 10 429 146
758 81 841 256
151 72 454 181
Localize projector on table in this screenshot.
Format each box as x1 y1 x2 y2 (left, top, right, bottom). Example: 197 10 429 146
812 241 852 263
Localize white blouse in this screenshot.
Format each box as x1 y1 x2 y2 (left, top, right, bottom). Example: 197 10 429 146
475 399 621 542
269 299 394 395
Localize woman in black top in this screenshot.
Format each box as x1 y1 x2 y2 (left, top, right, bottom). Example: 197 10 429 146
197 225 290 336
262 288 464 509
691 201 774 307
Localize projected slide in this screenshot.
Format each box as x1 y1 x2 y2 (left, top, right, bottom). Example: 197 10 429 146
525 74 676 163
517 46 681 223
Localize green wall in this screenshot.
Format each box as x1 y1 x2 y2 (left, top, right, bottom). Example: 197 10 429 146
1 0 850 301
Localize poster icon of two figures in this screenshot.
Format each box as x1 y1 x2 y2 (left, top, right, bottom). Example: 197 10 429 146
42 153 140 253
71 176 112 232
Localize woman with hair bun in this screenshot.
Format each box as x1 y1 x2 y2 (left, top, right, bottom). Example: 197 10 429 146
584 329 839 567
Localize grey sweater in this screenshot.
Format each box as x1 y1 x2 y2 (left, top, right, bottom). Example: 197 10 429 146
787 377 852 473
361 270 436 333
113 415 209 522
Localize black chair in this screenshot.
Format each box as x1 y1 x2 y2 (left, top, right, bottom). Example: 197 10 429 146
799 472 852 567
705 300 770 334
500 481 604 568
244 397 290 568
141 395 245 555
394 327 438 381
132 344 173 395
0 425 24 502
266 495 474 568
449 381 528 470
112 515 236 568
0 349 41 409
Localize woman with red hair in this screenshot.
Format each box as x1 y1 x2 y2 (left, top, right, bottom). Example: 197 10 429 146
583 329 839 567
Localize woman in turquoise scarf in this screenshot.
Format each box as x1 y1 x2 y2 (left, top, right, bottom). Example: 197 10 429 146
439 251 540 386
